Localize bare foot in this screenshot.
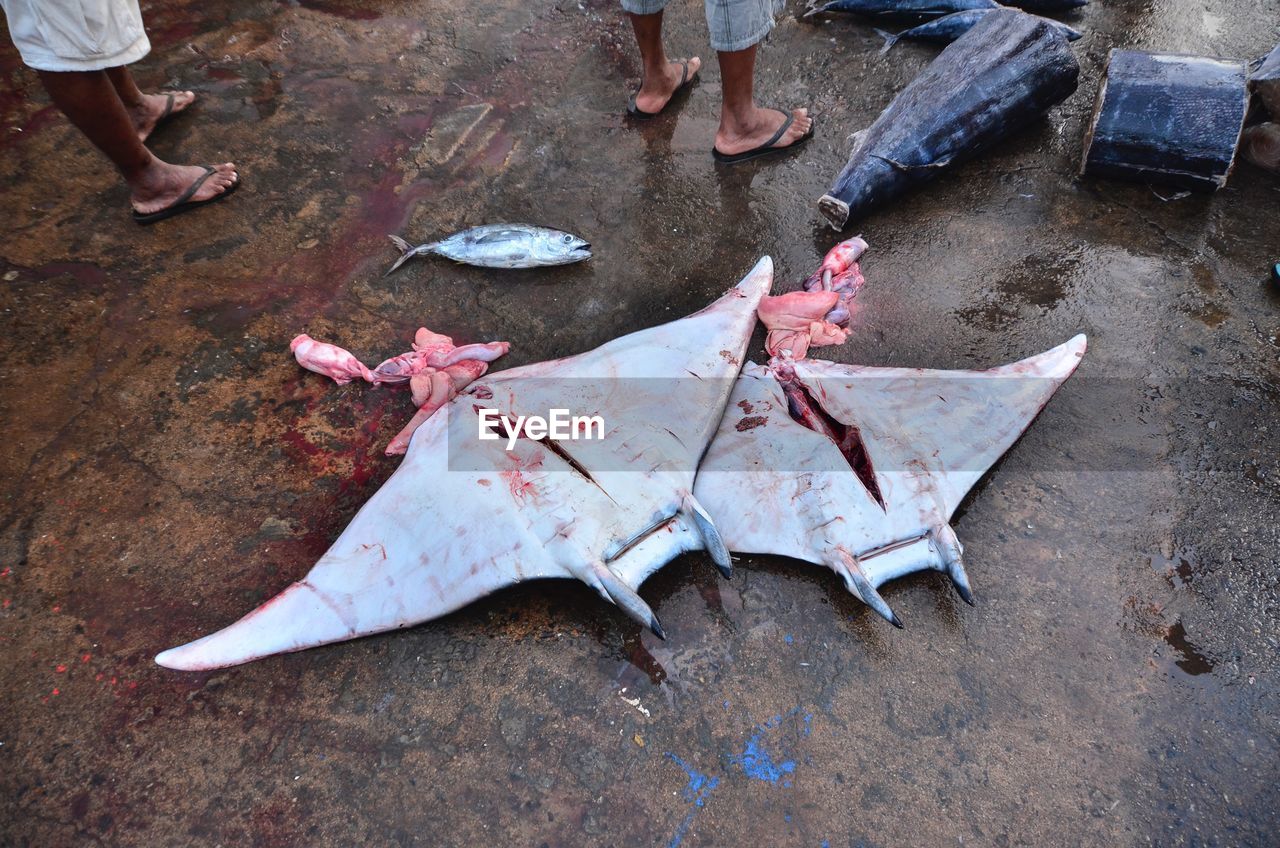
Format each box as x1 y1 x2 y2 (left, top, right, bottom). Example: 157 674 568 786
633 57 701 114
130 90 196 141
715 107 812 156
130 160 238 215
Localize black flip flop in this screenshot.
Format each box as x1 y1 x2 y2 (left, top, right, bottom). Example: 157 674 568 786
132 165 240 225
147 92 192 138
712 110 814 165
627 60 697 119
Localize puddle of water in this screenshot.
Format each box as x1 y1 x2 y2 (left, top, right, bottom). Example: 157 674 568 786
955 250 1080 327
1149 546 1197 589
1162 620 1214 676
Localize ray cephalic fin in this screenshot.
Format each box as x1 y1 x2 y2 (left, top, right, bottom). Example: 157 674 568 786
683 491 733 578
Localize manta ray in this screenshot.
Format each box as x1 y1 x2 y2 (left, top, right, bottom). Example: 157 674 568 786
693 336 1086 627
156 256 1086 671
155 258 774 671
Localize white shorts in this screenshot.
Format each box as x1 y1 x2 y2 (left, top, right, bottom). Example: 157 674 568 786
0 0 150 72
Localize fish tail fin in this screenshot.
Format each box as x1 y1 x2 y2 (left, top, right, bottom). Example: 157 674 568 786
801 1 829 19
384 234 418 276
875 29 900 55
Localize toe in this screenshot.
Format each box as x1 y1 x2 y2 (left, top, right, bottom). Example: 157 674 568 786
790 109 813 140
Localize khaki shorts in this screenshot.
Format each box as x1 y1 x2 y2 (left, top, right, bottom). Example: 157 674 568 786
621 0 780 53
0 0 149 72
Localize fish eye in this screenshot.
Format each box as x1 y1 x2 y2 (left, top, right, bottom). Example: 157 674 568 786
562 234 573 243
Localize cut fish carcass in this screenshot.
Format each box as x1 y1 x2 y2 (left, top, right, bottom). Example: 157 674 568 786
693 335 1086 625
155 258 773 670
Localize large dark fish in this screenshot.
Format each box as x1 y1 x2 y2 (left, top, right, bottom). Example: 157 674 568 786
1001 0 1086 10
1251 42 1280 115
1081 51 1249 192
876 9 1081 52
805 0 999 20
819 10 1079 230
1241 123 1280 174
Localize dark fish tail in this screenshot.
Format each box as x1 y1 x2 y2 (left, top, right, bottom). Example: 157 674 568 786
876 28 902 54
385 234 421 276
802 0 832 18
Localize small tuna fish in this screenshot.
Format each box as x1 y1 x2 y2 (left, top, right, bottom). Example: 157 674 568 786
386 224 591 274
806 0 1000 20
877 9 1081 53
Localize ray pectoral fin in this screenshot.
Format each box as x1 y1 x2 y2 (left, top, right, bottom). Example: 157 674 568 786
682 492 732 578
929 524 975 606
832 548 903 628
155 580 355 671
587 562 665 639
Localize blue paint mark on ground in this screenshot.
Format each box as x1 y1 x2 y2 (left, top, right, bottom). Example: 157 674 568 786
730 710 801 786
668 753 719 806
784 633 794 644
667 707 816 843
665 753 720 848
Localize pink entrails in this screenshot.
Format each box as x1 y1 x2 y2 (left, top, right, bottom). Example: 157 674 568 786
758 236 868 360
802 235 867 293
758 291 848 360
291 334 375 384
384 359 492 456
291 327 509 455
372 328 509 384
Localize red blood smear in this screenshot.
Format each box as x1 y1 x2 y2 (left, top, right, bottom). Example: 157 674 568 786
55 664 67 673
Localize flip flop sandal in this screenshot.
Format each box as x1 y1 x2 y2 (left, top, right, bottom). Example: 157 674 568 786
627 60 698 119
148 91 193 137
132 165 240 225
159 92 178 123
712 110 814 165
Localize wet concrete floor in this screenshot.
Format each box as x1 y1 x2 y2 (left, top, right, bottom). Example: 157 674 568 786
1 0 1278 845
